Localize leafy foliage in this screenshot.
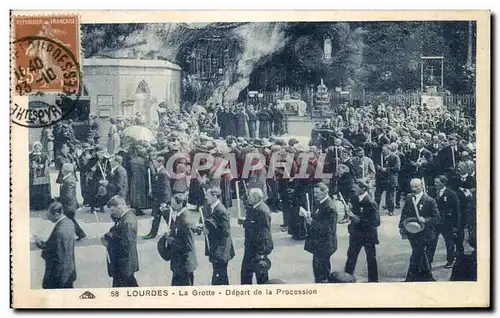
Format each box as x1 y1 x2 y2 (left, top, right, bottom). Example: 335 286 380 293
81 21 476 94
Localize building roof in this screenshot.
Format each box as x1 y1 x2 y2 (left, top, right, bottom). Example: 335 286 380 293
83 58 181 71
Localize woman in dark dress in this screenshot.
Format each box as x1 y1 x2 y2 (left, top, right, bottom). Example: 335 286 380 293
29 141 52 210
129 144 151 215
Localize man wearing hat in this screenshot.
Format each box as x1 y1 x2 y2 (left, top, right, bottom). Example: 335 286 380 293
246 140 270 204
344 181 380 282
374 144 401 216
286 138 299 154
247 104 257 139
399 178 440 282
324 138 348 191
55 142 77 185
257 106 271 139
144 155 172 239
77 143 94 207
87 145 111 213
165 141 190 197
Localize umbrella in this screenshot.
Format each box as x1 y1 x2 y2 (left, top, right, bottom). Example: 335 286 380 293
192 104 207 114
122 125 155 142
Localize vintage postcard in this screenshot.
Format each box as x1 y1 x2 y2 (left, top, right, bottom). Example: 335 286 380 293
10 10 490 308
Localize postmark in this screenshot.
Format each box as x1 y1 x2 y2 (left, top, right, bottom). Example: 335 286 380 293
11 36 82 127
11 15 82 128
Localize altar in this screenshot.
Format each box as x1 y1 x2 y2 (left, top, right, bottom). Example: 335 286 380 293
278 99 308 117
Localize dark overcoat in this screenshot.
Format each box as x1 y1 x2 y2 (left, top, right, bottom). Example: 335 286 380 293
41 217 77 289
169 216 198 274
304 198 338 256
204 201 235 263
107 165 129 200
399 193 440 243
348 194 380 245
243 202 274 256
106 211 139 278
59 174 78 214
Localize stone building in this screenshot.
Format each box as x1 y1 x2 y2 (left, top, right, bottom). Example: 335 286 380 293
28 57 182 148
83 57 182 123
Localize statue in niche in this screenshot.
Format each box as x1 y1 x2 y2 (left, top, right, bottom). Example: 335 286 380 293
324 35 332 62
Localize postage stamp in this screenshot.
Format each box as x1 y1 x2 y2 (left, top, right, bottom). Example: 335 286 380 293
11 15 82 127
12 15 81 93
10 10 491 309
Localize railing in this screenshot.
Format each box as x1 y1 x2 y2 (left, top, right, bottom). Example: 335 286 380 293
246 89 475 118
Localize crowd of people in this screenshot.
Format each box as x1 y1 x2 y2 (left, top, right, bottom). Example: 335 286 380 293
30 98 477 289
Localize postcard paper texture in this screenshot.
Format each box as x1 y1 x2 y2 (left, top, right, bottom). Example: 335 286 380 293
10 10 490 308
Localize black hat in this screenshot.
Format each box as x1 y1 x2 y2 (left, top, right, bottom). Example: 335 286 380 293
328 271 356 283
157 236 172 262
254 257 271 274
252 138 272 148
288 138 299 146
274 138 287 146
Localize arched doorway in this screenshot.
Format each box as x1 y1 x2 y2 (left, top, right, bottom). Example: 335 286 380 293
135 80 151 123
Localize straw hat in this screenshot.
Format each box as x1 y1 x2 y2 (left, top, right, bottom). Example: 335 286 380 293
252 138 272 148
403 217 425 234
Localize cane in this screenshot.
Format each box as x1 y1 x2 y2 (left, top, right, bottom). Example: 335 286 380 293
338 191 354 218
235 181 243 224
198 206 210 253
304 192 311 235
164 205 173 235
147 168 152 197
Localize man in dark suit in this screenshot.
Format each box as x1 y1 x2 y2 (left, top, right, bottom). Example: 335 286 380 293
371 127 390 164
408 139 433 178
165 204 199 286
59 163 86 240
375 144 401 216
104 155 129 200
304 182 338 283
239 188 274 284
451 162 475 257
55 142 77 184
144 155 172 239
437 136 460 175
102 195 139 287
204 187 235 285
427 135 442 157
394 143 409 209
428 175 461 268
450 187 477 281
33 202 77 289
399 178 440 282
344 181 380 282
